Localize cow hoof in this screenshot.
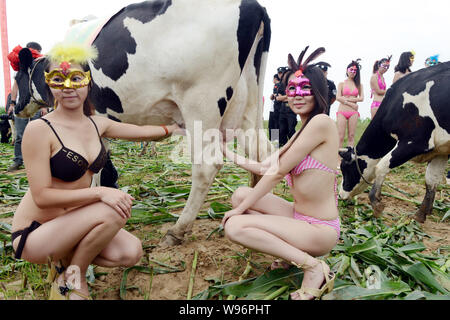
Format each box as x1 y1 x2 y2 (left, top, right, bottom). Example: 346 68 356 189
160 230 184 247
413 213 426 224
372 202 385 218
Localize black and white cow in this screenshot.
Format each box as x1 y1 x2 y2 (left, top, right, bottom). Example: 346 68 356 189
339 62 450 223
15 0 273 245
0 114 12 144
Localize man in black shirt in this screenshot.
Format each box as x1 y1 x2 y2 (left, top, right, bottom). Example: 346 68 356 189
276 69 298 147
315 62 336 116
269 74 281 142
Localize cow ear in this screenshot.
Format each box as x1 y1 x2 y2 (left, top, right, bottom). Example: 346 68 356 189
339 147 355 163
18 48 34 72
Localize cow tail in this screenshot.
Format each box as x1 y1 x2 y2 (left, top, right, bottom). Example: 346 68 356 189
256 8 271 162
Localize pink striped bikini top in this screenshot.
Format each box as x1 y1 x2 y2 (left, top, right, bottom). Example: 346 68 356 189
285 155 339 206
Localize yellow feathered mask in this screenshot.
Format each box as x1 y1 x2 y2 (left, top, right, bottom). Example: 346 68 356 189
47 42 98 65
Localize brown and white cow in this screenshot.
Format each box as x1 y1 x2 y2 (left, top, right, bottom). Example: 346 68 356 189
14 0 273 245
339 62 450 223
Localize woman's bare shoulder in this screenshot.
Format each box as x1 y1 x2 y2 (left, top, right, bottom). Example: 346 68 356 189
24 118 48 135
22 118 53 146
310 114 335 126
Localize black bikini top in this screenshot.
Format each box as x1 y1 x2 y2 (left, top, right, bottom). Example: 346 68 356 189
40 118 108 182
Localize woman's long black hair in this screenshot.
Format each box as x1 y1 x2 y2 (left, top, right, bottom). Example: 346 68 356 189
347 59 362 92
394 51 413 73
279 46 329 156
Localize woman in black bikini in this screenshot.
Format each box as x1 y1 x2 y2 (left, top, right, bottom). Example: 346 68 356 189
11 43 180 300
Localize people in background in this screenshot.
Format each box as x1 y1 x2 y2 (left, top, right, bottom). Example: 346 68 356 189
314 62 336 116
336 60 364 149
393 51 415 84
370 56 391 119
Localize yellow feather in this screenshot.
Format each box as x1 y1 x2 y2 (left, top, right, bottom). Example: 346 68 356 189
47 42 98 65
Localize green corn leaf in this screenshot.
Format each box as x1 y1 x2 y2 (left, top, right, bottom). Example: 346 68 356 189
347 238 378 255
210 202 232 214
336 255 350 276
350 256 363 279
397 243 427 254
221 268 302 298
402 263 448 294
323 280 411 300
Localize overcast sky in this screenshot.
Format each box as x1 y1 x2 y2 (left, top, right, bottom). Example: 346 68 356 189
1 0 449 120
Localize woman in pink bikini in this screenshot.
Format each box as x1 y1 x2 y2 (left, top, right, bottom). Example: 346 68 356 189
370 56 391 119
336 60 364 148
221 47 339 300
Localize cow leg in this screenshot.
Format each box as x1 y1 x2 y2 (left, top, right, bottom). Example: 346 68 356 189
414 155 447 223
369 141 425 218
368 152 392 217
161 108 223 246
161 162 223 246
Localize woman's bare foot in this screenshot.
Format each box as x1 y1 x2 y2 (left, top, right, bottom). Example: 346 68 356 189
290 260 329 300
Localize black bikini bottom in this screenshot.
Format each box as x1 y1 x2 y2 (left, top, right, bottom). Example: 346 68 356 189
11 221 41 260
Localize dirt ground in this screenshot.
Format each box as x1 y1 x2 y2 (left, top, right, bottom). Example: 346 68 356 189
1 167 448 300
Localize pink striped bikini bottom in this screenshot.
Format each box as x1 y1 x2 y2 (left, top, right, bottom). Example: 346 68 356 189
294 211 341 240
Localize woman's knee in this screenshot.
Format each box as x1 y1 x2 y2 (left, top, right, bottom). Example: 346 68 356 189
231 187 252 208
92 202 127 229
122 236 143 267
348 132 355 142
106 235 143 267
224 216 246 242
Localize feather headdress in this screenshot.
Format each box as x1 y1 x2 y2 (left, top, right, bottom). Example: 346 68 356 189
287 46 326 77
47 42 98 66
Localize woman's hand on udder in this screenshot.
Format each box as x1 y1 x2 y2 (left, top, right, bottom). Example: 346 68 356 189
99 187 135 219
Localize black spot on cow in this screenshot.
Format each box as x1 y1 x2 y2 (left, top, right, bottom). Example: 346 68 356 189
108 114 122 122
90 83 124 114
218 98 227 117
237 0 271 81
0 115 11 144
92 0 173 81
226 87 234 101
217 87 234 116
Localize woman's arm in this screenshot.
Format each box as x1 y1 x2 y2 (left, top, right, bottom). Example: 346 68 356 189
222 141 280 176
336 82 349 105
370 75 386 96
22 122 133 218
392 72 401 84
95 116 180 141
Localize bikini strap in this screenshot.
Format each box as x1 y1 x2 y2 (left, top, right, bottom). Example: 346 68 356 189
40 118 65 148
87 117 102 139
13 221 41 260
